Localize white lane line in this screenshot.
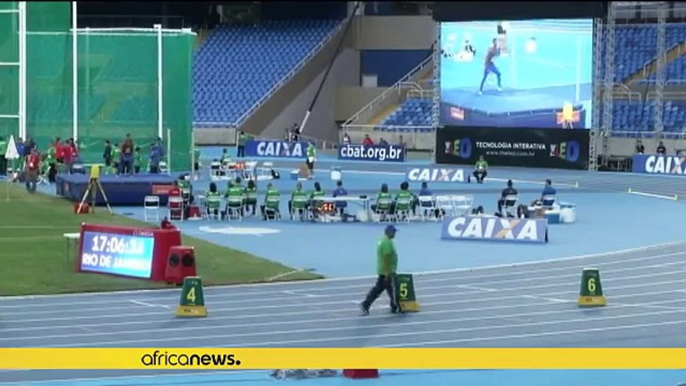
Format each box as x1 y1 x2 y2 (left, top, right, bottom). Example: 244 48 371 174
130 300 157 308
7 265 686 317
381 319 686 348
4 256 684 314
2 240 684 301
521 295 571 304
227 308 686 348
6 287 684 333
0 370 267 386
15 298 686 347
7 277 686 325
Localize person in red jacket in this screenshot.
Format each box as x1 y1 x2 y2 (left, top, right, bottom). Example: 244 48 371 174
25 148 40 193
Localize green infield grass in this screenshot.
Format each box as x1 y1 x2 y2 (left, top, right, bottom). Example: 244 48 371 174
0 182 321 296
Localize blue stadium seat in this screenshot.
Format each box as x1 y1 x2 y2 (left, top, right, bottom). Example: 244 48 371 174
192 20 339 127
376 98 434 133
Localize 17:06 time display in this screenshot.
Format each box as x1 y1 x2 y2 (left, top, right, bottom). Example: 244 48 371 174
90 234 148 256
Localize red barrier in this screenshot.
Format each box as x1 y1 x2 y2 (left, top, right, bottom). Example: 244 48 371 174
343 370 379 379
76 223 181 282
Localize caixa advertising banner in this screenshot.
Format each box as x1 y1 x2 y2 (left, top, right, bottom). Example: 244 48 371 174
435 127 590 170
244 140 308 158
441 216 548 244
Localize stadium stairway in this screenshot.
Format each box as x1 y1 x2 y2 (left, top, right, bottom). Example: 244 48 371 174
623 41 686 84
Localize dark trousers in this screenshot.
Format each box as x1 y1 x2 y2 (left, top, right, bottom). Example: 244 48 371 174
150 165 159 174
48 162 57 182
237 145 245 158
362 274 398 311
480 63 502 91
0 157 6 175
134 165 141 174
473 170 487 183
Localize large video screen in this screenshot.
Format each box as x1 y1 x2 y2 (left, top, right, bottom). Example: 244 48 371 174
439 19 593 129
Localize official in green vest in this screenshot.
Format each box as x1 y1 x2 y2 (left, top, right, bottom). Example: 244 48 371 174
0 136 7 176
261 183 281 220
306 142 316 179
309 181 326 219
394 181 416 216
205 182 222 218
112 143 121 174
473 155 488 183
360 225 400 315
46 144 57 182
371 183 392 219
221 148 232 164
289 182 309 220
245 179 258 215
237 131 249 158
225 177 247 217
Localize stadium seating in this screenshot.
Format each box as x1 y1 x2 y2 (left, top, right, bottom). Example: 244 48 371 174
376 98 434 133
192 20 340 127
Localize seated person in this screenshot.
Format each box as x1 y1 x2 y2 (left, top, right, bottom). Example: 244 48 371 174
473 155 488 183
533 179 557 207
497 179 518 216
417 181 439 217
394 181 416 216
309 181 326 219
224 177 246 217
261 183 281 220
220 148 232 164
177 175 194 206
289 182 309 220
245 179 258 215
371 183 393 218
332 180 348 216
205 182 222 217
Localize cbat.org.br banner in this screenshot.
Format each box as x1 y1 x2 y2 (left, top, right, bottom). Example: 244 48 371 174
337 144 406 162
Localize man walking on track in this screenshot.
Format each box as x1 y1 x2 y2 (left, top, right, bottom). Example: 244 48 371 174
360 225 401 316
479 38 502 94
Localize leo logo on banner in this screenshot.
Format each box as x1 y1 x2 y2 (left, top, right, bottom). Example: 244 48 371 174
441 216 548 244
406 168 466 183
245 140 307 158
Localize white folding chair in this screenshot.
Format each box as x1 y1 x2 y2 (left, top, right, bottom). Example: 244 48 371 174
264 196 281 221
258 162 274 178
451 195 474 216
374 197 392 222
226 196 244 221
144 195 160 222
393 197 413 223
159 161 169 174
168 196 184 221
435 195 455 218
418 195 437 221
204 195 222 220
503 194 519 217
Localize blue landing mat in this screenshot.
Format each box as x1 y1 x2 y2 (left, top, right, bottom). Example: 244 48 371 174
55 174 178 206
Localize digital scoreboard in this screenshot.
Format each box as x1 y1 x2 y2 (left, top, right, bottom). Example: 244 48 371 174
76 223 181 281
80 231 156 279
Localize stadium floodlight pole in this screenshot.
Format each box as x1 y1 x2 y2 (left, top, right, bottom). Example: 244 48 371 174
18 1 26 140
299 1 360 134
72 1 78 141
155 24 163 141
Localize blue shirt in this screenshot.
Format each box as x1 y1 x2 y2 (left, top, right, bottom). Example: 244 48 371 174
419 188 432 196
542 186 556 197
333 187 348 208
149 147 163 166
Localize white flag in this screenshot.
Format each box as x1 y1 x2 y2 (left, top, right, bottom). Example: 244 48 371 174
4 135 19 160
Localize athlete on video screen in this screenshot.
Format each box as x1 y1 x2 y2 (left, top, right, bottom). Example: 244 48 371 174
479 38 502 94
